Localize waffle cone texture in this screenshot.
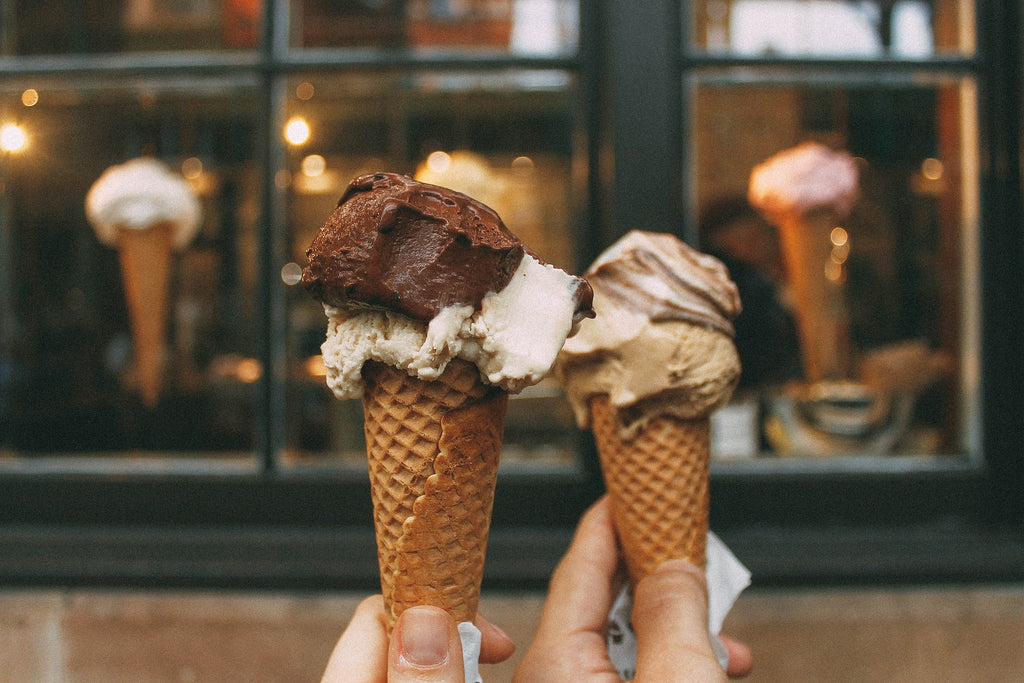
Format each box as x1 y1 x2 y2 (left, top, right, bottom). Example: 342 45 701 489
117 222 175 408
589 395 709 581
361 359 508 630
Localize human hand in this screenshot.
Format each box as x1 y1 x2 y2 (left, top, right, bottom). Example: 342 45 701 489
322 596 516 683
513 496 753 681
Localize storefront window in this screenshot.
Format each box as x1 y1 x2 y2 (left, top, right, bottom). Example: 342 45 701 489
0 77 261 469
0 0 1019 586
0 2 585 479
695 76 978 462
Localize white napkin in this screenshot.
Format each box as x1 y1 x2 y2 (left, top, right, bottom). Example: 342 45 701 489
458 621 483 683
607 531 751 678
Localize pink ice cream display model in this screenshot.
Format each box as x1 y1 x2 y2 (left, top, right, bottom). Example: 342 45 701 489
86 157 201 407
748 141 860 384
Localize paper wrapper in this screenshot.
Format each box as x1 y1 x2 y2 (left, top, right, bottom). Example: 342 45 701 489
117 222 175 407
361 359 507 682
607 531 751 678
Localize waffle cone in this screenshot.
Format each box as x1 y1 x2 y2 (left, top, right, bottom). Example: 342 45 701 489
117 222 175 408
589 395 709 582
776 213 848 382
361 359 507 631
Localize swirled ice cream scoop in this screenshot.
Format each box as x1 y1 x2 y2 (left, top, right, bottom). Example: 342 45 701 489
557 230 741 437
302 172 594 399
747 141 860 223
85 157 201 250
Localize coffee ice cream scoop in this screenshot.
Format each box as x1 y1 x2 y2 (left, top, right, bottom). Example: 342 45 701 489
558 230 742 438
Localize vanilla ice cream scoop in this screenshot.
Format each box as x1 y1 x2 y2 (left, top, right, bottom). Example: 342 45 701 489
557 230 741 438
85 157 201 407
302 172 594 399
86 157 201 250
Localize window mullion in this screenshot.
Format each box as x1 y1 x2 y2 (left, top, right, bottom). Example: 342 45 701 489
255 1 291 474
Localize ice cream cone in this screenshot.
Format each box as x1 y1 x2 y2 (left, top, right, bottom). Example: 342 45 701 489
589 394 709 581
361 358 508 631
776 211 849 382
116 221 175 408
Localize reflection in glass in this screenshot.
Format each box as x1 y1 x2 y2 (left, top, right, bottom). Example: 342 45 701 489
0 79 261 458
12 0 261 54
690 1 973 57
282 71 582 472
292 0 579 55
694 77 975 460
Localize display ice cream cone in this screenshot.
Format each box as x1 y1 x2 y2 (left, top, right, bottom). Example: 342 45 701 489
589 395 709 582
776 211 849 383
747 142 860 383
117 221 175 408
361 358 508 631
86 157 202 408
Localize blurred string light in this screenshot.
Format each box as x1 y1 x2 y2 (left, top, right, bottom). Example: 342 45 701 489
425 150 452 174
921 157 943 180
181 156 204 180
301 154 326 177
826 226 850 283
0 124 27 152
280 262 303 285
284 117 310 145
21 89 39 107
511 155 535 173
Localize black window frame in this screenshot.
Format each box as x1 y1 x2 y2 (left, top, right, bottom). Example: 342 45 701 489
0 1 1021 589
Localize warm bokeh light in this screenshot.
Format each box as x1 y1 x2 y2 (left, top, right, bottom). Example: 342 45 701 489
921 157 944 181
425 150 452 174
280 262 303 285
0 124 27 152
301 154 326 177
304 355 327 378
511 155 535 173
830 226 848 246
284 117 310 145
235 358 263 384
825 259 844 283
181 156 204 180
295 82 315 101
831 242 850 263
21 89 39 107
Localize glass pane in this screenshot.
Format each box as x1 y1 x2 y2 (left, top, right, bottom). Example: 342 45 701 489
8 0 261 54
692 73 978 461
291 0 579 56
281 70 583 473
690 1 974 57
0 77 262 468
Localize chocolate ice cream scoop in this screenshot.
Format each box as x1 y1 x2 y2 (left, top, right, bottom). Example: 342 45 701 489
302 172 591 321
